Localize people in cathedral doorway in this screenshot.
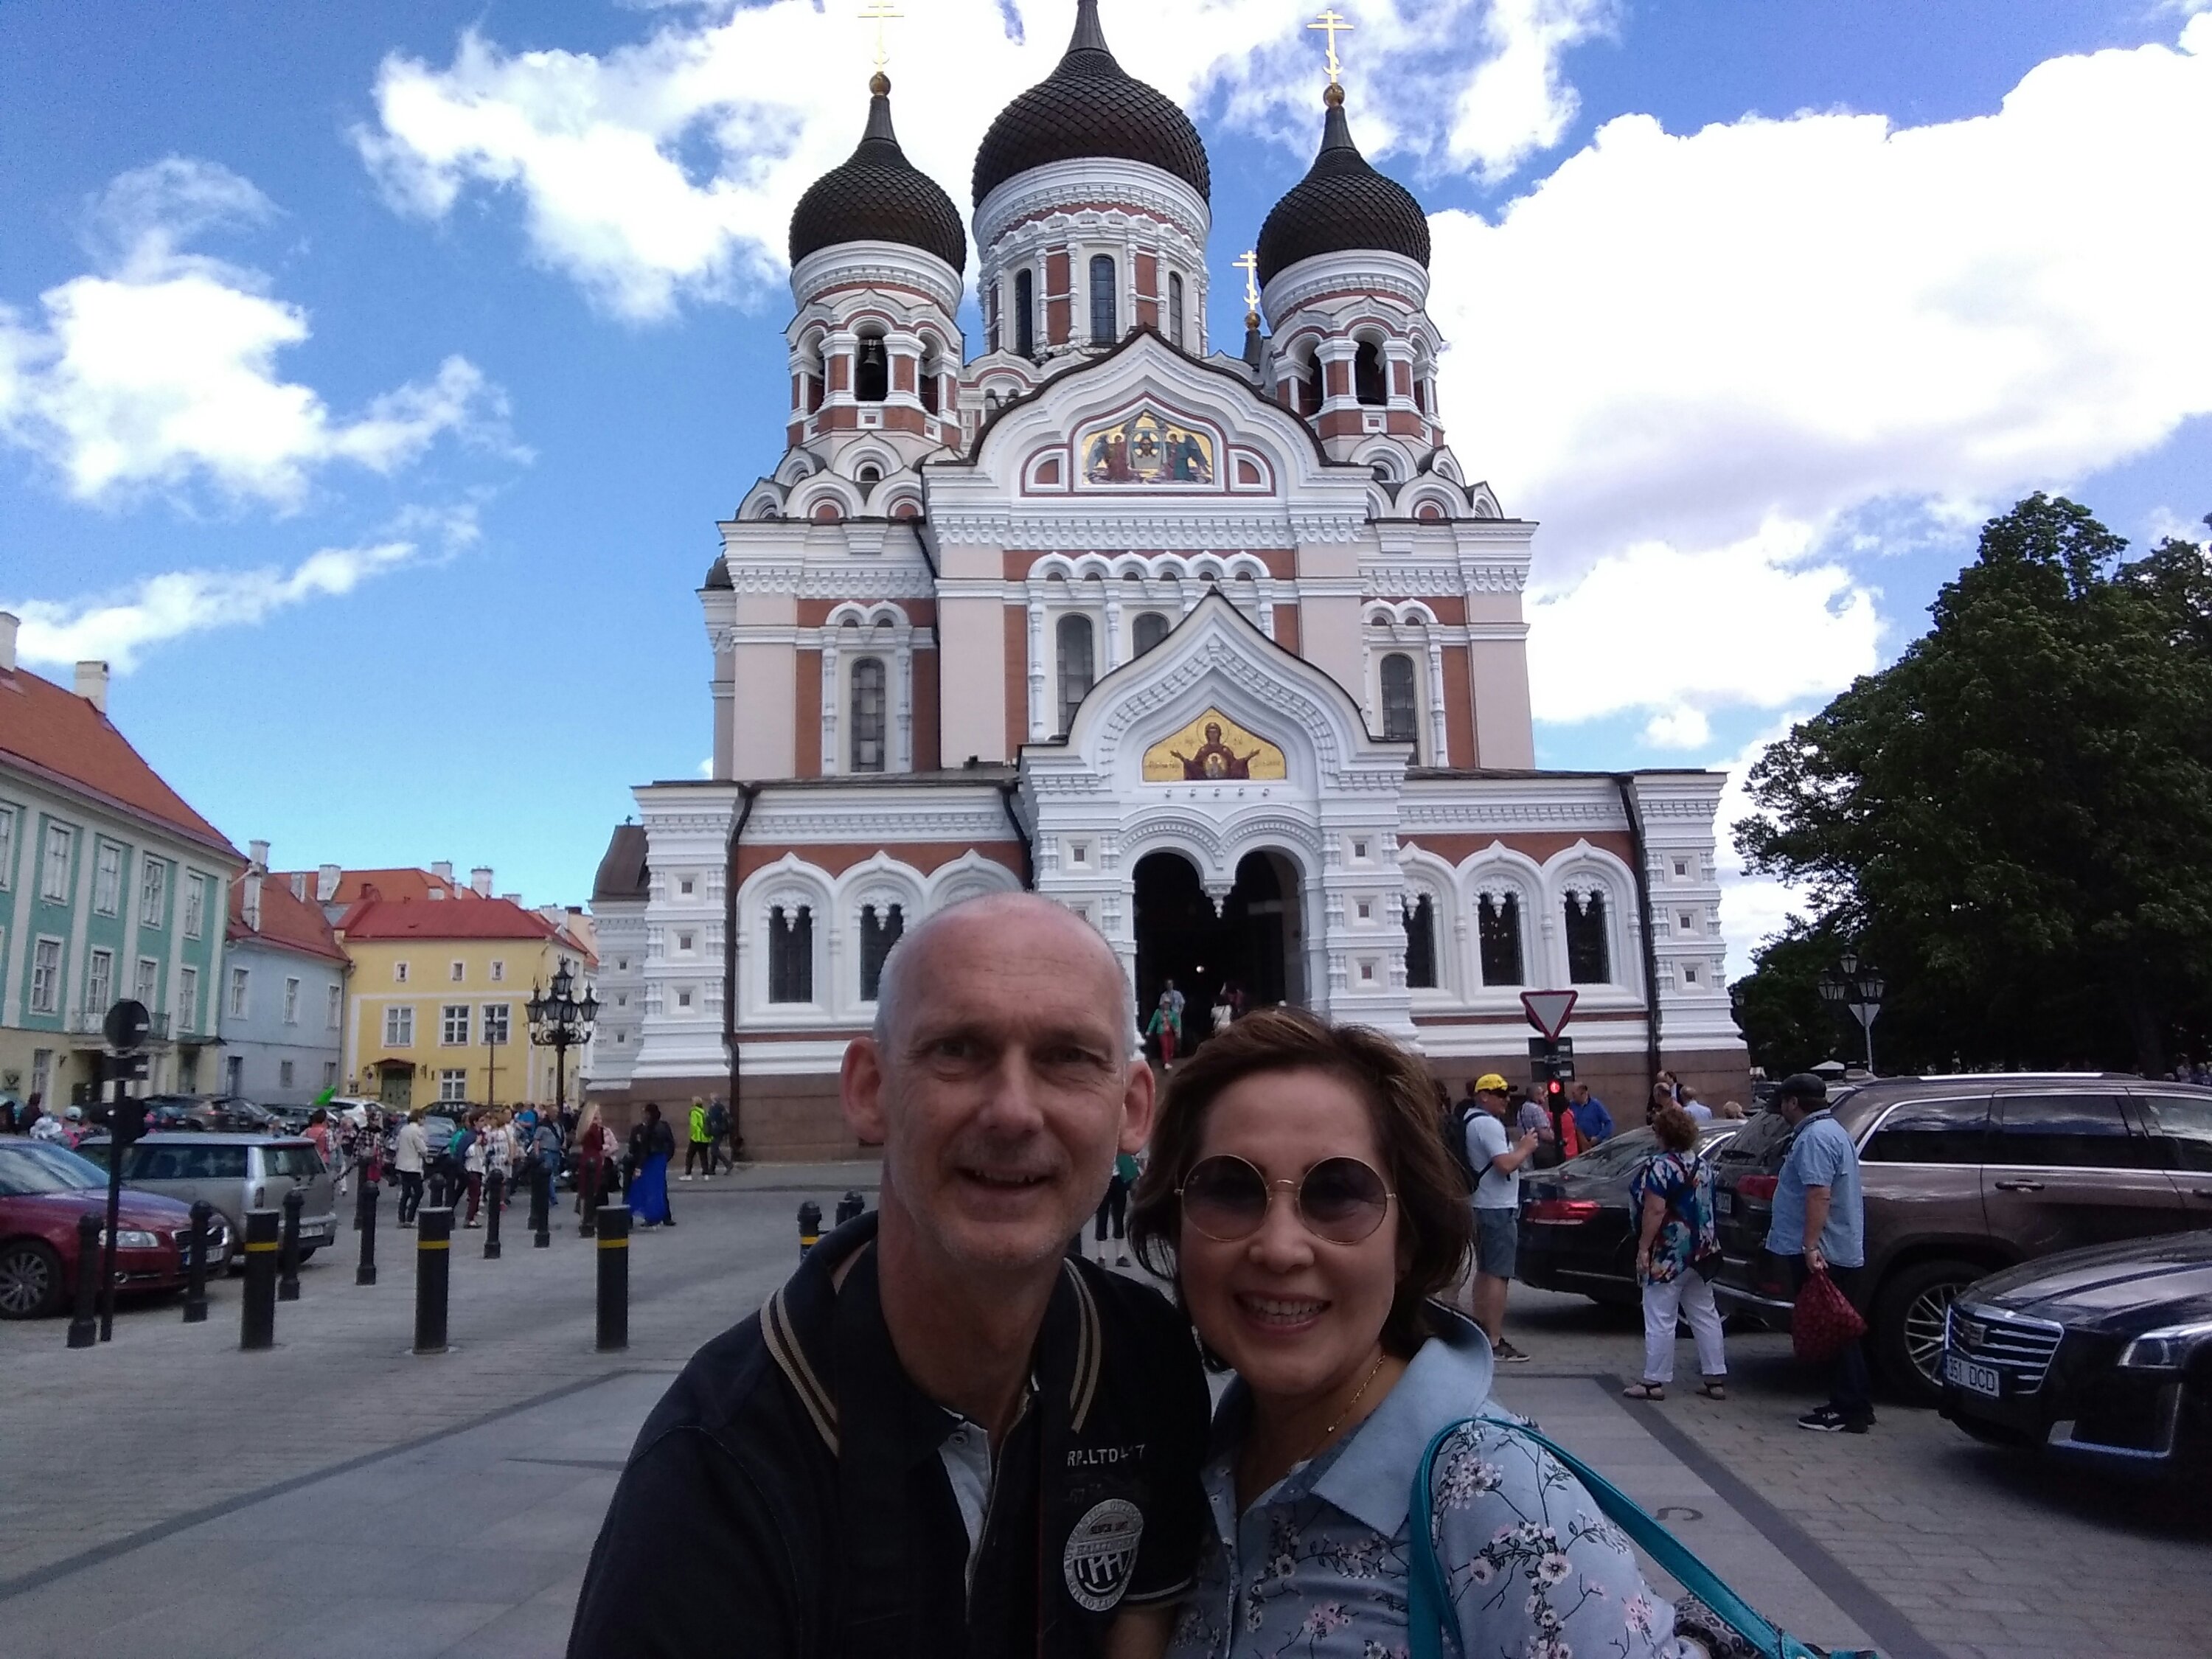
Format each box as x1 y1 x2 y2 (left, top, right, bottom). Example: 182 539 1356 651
1146 992 1182 1068
1209 984 1235 1038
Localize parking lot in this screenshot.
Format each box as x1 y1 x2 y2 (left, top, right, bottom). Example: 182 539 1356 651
1 1171 2205 1659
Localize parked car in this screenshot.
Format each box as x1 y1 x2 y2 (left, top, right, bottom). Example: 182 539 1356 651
73 1134 338 1267
1939 1230 2212 1483
1710 1075 2212 1402
1516 1122 1742 1306
0 1139 213 1318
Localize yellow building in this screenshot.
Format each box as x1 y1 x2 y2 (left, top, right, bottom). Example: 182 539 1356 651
334 891 597 1112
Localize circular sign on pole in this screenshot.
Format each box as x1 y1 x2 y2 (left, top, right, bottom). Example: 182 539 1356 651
103 998 152 1052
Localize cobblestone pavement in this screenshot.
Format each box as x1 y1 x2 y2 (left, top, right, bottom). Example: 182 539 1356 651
1 1173 2204 1658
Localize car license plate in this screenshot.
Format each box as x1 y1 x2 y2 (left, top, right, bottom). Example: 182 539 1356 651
1716 1191 1735 1217
1944 1354 2001 1398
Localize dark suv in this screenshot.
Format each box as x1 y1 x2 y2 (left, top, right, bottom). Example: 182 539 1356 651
1709 1074 2212 1401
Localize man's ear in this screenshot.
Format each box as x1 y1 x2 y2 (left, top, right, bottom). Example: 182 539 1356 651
842 1037 889 1145
1118 1056 1158 1155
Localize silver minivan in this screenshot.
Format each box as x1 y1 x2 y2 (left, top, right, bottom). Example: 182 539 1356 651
105 1134 340 1267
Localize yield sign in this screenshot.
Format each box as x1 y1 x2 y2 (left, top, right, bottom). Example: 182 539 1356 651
1520 990 1579 1040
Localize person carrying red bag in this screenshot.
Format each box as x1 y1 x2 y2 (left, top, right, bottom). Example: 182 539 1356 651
1762 1072 1875 1433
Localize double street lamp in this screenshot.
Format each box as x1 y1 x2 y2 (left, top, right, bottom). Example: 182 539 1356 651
526 960 598 1117
1818 950 1885 1074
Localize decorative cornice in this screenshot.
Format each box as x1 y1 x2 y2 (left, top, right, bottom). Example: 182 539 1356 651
1262 250 1431 327
927 508 1368 549
790 240 964 317
976 158 1211 258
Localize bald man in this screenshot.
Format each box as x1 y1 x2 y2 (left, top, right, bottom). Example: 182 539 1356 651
570 895 1209 1659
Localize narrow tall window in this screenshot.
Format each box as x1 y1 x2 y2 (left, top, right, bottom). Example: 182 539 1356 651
1565 891 1610 984
1133 612 1169 657
807 339 826 412
1354 339 1387 406
0 807 14 890
327 983 343 1029
1057 613 1095 735
41 824 72 902
1167 273 1185 348
94 842 122 915
1089 254 1116 344
988 283 1001 355
184 873 206 939
1405 895 1437 990
87 949 114 1015
1478 893 1524 986
859 903 904 1002
139 857 165 925
919 351 940 414
178 965 198 1029
855 334 888 403
1380 653 1418 744
769 905 814 1003
851 658 888 773
283 977 300 1024
1301 353 1324 415
1015 269 1036 357
227 966 250 1019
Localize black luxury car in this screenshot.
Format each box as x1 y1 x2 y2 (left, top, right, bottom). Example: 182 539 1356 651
1939 1230 2212 1481
1515 1122 1742 1306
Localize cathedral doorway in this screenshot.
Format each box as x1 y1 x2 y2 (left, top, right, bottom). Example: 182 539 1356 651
1132 849 1305 1046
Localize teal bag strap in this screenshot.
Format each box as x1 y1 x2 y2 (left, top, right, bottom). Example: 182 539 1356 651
1405 1415 1862 1659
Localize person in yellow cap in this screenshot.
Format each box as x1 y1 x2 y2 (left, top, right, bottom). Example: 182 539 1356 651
1465 1073 1541 1363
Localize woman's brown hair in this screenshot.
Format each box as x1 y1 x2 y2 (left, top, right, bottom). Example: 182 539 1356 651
1127 1007 1472 1355
1650 1102 1699 1152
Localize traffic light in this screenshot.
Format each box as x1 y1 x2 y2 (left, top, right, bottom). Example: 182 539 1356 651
1526 1035 1577 1091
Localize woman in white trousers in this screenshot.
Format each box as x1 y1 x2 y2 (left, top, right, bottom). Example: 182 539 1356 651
1621 1103 1728 1400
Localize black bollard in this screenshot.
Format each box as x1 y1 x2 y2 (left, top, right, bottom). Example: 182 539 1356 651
532 1163 552 1250
483 1170 504 1259
595 1204 629 1352
577 1158 598 1238
181 1200 211 1323
240 1210 279 1350
414 1206 451 1355
67 1214 100 1348
797 1199 823 1259
355 1180 379 1287
835 1189 866 1227
426 1172 447 1211
278 1187 305 1303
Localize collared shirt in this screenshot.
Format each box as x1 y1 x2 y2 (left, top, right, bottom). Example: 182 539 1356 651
1571 1094 1615 1141
1767 1110 1866 1267
1167 1315 1677 1658
394 1121 426 1173
567 1213 1211 1659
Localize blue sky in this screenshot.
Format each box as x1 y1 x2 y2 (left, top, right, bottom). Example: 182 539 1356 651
3 1 2207 965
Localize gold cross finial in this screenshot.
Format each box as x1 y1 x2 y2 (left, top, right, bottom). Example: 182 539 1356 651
861 0 902 72
1233 250 1261 310
1309 9 1354 86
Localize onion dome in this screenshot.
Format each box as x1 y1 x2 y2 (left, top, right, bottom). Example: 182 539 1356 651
1255 86 1429 286
789 74 966 271
703 554 732 590
973 0 1209 206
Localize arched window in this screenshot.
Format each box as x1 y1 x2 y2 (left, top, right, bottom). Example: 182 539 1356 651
1301 352 1324 415
1014 270 1036 358
850 658 886 773
768 905 813 1003
1354 339 1387 406
1057 613 1094 735
1405 894 1437 990
855 333 888 403
1478 892 1524 987
807 338 827 414
859 902 904 1001
1089 254 1117 345
1133 611 1169 657
1565 890 1610 984
1167 273 1185 349
987 285 1001 355
919 347 940 414
1380 653 1418 744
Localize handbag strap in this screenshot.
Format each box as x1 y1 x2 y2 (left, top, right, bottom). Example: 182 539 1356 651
1405 1415 1845 1659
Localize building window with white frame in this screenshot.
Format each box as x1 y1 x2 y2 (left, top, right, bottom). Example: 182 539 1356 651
859 902 904 1002
441 1004 471 1046
283 976 301 1023
450 960 465 983
182 872 206 939
135 957 159 1008
226 965 249 1020
93 841 122 915
41 823 73 902
850 657 888 773
385 1005 414 1046
322 1061 338 1090
1565 891 1610 984
1168 272 1185 349
1015 268 1036 357
177 965 198 1030
1133 612 1169 657
139 856 165 925
1380 653 1419 745
87 948 114 1016
1404 895 1438 990
394 961 410 984
483 1003 511 1046
490 959 505 982
1088 254 1117 345
439 1069 467 1103
1057 613 1094 736
0 805 15 888
279 1060 295 1090
1478 892 1524 986
768 905 813 1004
326 983 342 1029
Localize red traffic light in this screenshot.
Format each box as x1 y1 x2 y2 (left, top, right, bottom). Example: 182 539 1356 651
1545 1078 1565 1098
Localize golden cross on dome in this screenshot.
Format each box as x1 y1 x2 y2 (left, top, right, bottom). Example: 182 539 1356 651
1308 9 1354 86
860 0 902 71
1233 249 1261 310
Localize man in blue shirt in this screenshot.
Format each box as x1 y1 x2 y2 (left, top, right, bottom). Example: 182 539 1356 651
1567 1082 1614 1144
1762 1073 1872 1433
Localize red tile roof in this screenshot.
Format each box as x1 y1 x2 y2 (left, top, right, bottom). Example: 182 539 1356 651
275 867 470 906
228 877 347 964
336 894 598 961
0 665 240 860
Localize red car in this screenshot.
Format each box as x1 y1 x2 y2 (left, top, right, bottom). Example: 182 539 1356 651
0 1138 208 1318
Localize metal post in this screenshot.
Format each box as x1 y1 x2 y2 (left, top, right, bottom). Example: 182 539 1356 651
797 1199 822 1259
67 1214 99 1348
414 1206 451 1355
484 1169 504 1259
355 1180 379 1286
240 1210 278 1350
182 1200 211 1323
578 1157 599 1238
595 1203 629 1352
278 1186 304 1302
98 1072 126 1342
427 1171 447 1211
532 1161 552 1250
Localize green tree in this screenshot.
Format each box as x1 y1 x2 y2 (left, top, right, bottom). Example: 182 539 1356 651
1736 495 2212 1075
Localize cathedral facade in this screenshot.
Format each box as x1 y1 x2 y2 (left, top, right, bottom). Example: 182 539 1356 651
588 2 1748 1157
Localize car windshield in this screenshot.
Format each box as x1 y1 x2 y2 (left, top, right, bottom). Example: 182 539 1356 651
0 1142 107 1195
262 1144 324 1180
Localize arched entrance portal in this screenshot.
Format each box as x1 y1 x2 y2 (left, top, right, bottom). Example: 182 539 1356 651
1133 849 1305 1043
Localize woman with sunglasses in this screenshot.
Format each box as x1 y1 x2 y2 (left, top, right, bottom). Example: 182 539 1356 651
1130 1009 1680 1658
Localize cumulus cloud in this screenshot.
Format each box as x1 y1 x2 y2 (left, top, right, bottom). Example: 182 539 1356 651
1444 16 2212 733
0 158 514 509
1711 715 1815 979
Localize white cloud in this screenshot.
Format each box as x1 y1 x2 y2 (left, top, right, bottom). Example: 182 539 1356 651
0 159 513 509
1451 0 1618 180
1438 15 2212 734
1711 714 1815 980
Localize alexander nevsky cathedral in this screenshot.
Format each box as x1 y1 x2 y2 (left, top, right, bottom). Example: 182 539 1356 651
588 1 1749 1157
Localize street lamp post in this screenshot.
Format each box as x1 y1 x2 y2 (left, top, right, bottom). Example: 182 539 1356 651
526 961 598 1120
1818 950 1886 1074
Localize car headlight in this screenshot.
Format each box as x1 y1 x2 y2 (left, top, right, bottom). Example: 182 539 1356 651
2117 1319 2212 1371
100 1228 163 1251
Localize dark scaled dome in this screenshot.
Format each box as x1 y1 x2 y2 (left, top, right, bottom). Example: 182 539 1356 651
789 74 967 271
973 0 1209 206
1256 87 1430 287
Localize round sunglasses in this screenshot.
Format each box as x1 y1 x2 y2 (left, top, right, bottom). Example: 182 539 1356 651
1178 1153 1396 1245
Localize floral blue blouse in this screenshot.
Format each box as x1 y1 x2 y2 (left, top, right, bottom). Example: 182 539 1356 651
1627 1150 1717 1287
1167 1317 1680 1659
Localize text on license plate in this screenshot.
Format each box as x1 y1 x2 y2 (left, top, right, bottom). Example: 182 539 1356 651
1944 1354 2000 1398
1716 1192 1736 1216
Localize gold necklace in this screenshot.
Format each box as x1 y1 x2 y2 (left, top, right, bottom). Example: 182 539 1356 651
1311 1350 1388 1455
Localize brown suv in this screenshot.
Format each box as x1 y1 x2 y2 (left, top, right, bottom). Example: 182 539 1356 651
1709 1074 2212 1402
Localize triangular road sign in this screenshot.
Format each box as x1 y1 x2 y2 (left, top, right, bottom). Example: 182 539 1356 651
1520 990 1579 1040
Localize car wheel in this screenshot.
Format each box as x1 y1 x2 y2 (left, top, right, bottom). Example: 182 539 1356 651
1875 1257 1984 1404
0 1239 66 1319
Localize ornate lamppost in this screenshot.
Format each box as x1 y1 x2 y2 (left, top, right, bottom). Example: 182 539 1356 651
1818 950 1885 1074
526 960 598 1118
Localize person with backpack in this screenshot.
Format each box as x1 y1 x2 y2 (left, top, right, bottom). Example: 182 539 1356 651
706 1097 731 1173
1453 1074 1540 1363
1620 1103 1726 1401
